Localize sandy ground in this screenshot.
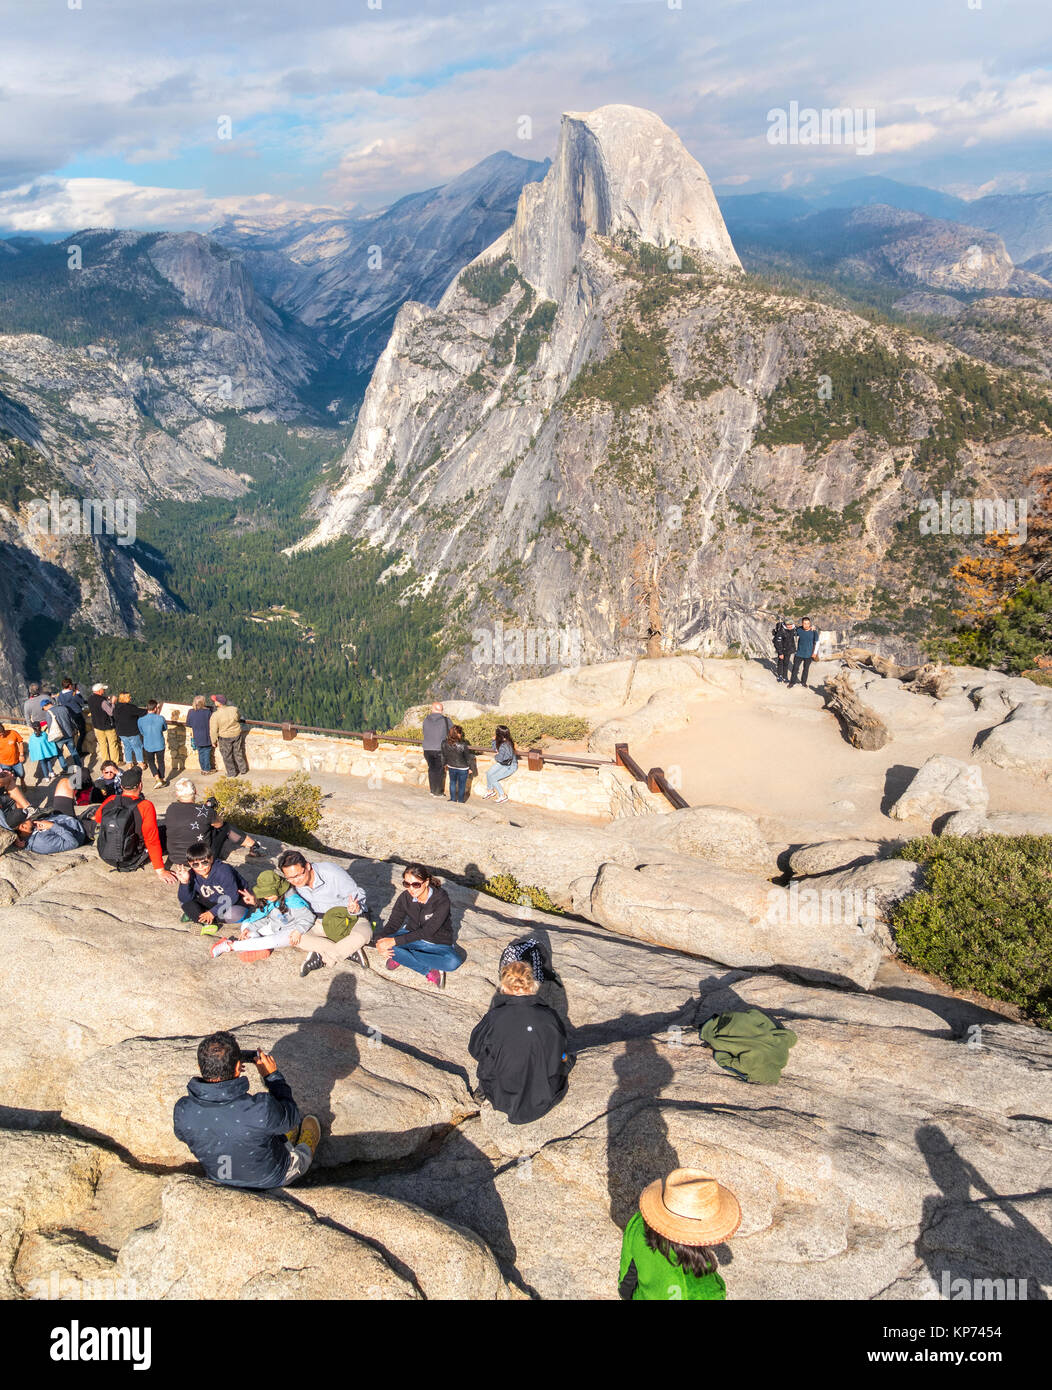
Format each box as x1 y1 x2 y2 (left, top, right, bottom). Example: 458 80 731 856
632 675 1052 845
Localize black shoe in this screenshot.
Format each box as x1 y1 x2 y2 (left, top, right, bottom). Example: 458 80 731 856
300 951 324 978
246 843 267 859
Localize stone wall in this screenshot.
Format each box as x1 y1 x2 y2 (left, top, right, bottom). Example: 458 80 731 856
239 727 670 821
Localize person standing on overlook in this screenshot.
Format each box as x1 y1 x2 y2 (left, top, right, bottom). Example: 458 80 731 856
186 695 216 775
87 684 120 768
788 618 819 689
772 618 796 684
422 702 452 797
210 695 249 778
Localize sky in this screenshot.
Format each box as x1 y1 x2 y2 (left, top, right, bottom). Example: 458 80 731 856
0 0 1049 233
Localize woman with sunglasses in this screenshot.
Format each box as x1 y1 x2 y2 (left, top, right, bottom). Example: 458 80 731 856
372 864 461 988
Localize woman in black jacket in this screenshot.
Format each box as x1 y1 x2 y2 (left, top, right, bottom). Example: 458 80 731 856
469 959 571 1124
372 864 462 987
442 724 475 803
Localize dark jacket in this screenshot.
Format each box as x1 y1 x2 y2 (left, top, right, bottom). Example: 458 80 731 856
165 800 216 864
186 708 213 748
173 1071 300 1189
113 701 147 737
468 994 570 1125
773 623 797 656
422 711 452 751
58 689 86 717
177 860 246 922
441 736 473 770
87 693 114 731
795 626 819 659
378 883 453 947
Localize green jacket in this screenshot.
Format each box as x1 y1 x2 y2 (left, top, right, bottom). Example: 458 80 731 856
618 1211 727 1301
699 1008 797 1084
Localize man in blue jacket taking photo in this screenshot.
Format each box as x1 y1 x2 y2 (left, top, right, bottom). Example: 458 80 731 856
174 1031 321 1189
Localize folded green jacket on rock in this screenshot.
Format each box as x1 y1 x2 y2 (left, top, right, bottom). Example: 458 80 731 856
699 1009 797 1084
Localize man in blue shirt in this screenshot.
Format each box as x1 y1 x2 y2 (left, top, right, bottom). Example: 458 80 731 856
789 618 820 688
137 700 169 787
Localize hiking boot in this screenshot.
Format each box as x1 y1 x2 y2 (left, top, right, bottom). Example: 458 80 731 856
425 969 445 989
298 1115 322 1156
352 947 369 969
300 951 324 978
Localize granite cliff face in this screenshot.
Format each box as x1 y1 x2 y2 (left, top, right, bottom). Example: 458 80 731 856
294 105 1052 696
211 152 550 379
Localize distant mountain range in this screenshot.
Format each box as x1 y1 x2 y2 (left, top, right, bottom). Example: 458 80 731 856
1 142 1050 707
718 176 1052 268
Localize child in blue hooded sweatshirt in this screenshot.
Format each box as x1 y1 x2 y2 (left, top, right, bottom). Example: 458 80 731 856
210 869 315 957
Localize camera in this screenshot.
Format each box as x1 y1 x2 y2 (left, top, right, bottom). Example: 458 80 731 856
238 1048 260 1064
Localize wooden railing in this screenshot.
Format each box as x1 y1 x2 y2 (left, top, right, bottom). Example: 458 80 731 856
0 709 690 811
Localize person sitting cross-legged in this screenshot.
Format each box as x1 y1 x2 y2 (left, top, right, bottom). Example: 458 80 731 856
371 863 462 989
210 869 315 959
173 1030 321 1190
274 850 373 979
174 840 253 933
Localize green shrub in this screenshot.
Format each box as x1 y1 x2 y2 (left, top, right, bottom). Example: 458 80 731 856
479 872 564 915
212 772 322 846
891 835 1052 1027
937 581 1052 674
386 713 590 746
460 255 518 306
565 322 673 411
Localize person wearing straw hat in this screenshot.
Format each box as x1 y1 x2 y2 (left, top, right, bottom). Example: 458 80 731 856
618 1168 741 1300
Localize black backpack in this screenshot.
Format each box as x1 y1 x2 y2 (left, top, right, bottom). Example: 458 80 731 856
96 797 145 870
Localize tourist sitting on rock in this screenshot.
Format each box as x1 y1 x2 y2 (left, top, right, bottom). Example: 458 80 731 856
210 869 315 958
0 723 27 786
94 768 176 883
468 959 570 1123
2 795 88 854
484 724 518 803
174 1030 321 1190
618 1169 741 1301
164 777 263 866
273 850 372 978
90 760 122 803
372 863 462 988
0 768 31 825
174 841 253 931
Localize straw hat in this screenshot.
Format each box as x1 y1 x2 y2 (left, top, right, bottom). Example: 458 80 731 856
639 1169 741 1246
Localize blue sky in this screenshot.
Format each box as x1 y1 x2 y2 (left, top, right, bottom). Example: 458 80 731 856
0 0 1049 232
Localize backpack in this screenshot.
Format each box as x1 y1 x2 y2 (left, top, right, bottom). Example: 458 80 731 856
77 807 98 843
96 797 145 870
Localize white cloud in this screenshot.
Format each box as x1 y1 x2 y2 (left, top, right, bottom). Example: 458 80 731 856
0 177 318 234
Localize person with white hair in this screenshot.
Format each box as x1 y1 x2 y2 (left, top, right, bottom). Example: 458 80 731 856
163 777 264 866
421 701 452 797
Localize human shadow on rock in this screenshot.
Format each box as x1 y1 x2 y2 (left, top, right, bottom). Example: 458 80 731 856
915 1123 1049 1300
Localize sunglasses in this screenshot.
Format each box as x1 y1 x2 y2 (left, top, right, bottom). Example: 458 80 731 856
403 878 424 888
187 858 211 867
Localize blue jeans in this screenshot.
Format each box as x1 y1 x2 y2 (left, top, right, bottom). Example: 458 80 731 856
486 761 516 795
0 762 24 779
53 736 80 767
448 766 468 802
120 735 144 763
35 758 55 780
196 743 213 772
391 927 462 977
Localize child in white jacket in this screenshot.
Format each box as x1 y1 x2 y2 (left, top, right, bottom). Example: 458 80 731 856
210 870 315 957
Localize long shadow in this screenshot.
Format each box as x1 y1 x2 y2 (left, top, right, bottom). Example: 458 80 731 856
605 1034 678 1230
271 972 362 1142
915 1123 1050 1299
880 764 920 816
